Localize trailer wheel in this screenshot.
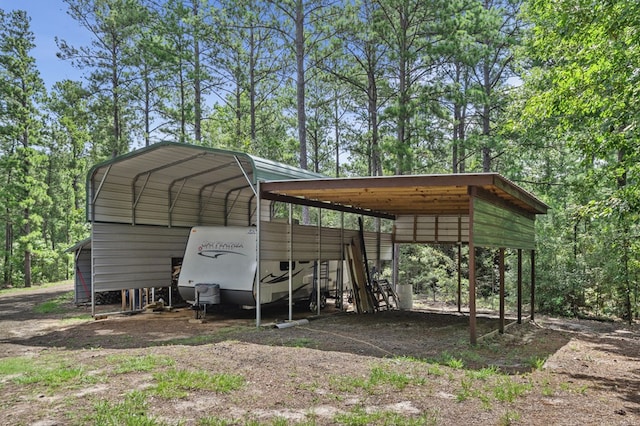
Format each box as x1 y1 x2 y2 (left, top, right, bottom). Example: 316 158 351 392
309 293 327 312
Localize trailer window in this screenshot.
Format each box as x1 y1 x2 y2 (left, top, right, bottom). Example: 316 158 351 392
279 261 295 271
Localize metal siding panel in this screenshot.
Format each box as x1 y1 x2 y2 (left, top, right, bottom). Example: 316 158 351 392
394 215 469 244
258 222 391 261
75 251 92 303
473 198 535 249
92 223 191 292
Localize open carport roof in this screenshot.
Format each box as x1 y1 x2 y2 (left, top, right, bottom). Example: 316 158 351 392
260 173 549 220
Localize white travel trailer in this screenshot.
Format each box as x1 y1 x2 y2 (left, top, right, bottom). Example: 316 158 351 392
178 226 329 307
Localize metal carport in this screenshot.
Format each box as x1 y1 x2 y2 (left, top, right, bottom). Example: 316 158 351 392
259 174 549 343
86 142 328 315
85 142 548 344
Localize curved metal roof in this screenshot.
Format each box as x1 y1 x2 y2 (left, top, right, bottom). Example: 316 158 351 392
86 142 325 226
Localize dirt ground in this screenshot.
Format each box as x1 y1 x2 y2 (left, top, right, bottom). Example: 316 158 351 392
0 283 638 425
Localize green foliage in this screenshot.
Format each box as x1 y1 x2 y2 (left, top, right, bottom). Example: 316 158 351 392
518 0 640 321
399 244 462 303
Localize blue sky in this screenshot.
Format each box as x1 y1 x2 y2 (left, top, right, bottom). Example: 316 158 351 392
2 0 86 88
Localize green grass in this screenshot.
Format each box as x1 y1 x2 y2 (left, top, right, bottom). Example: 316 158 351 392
453 366 532 408
4 354 103 391
0 355 105 393
0 280 72 296
465 365 500 380
151 368 245 399
526 356 547 371
0 356 38 376
498 409 522 426
333 406 437 426
33 291 74 314
492 376 533 402
369 366 424 390
429 352 465 369
107 354 175 374
284 337 317 348
158 335 217 346
330 365 424 394
156 326 247 346
90 391 164 426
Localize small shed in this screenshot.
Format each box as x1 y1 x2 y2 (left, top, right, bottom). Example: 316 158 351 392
65 238 91 304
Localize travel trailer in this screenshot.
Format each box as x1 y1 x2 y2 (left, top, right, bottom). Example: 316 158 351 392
177 226 333 308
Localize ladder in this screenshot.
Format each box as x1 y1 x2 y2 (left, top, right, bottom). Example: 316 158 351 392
371 279 399 311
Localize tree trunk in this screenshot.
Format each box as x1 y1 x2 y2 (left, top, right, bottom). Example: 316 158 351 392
295 0 307 171
24 209 31 288
249 26 257 143
482 61 491 172
112 39 120 158
193 1 202 144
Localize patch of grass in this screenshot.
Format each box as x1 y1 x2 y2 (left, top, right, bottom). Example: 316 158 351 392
108 354 175 374
33 291 74 314
0 356 37 376
458 349 485 364
0 280 72 296
330 365 424 394
527 356 547 371
329 374 369 393
492 376 533 402
3 354 102 391
284 337 317 348
465 365 500 380
445 357 464 369
393 355 427 363
456 377 475 402
158 334 217 346
91 390 164 425
151 368 245 399
430 352 464 369
542 384 554 396
426 365 444 376
369 366 424 390
333 406 437 426
61 314 93 322
15 365 101 389
497 409 521 426
197 417 235 426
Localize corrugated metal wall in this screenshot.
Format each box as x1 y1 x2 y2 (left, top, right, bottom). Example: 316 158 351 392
260 221 393 261
472 197 535 249
92 223 191 292
92 173 259 227
394 215 469 244
74 249 92 303
92 221 392 293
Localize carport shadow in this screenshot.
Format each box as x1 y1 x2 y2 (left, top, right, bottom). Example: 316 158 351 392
562 330 640 416
1 307 574 375
0 287 76 322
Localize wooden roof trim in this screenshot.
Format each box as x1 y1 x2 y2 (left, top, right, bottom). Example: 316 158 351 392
262 192 396 220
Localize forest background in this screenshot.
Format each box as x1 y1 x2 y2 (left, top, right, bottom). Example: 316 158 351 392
1 0 638 322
